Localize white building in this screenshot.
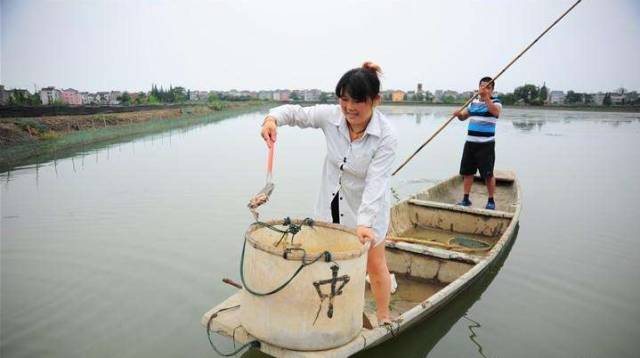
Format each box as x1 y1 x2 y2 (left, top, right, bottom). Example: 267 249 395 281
39 87 61 105
549 91 565 105
189 91 200 101
96 92 110 104
593 92 606 106
433 90 444 103
110 91 122 105
304 89 321 102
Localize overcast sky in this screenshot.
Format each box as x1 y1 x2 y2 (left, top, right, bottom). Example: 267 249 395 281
2 0 639 93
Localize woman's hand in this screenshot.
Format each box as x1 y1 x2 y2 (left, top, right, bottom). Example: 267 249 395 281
261 116 278 148
356 225 375 245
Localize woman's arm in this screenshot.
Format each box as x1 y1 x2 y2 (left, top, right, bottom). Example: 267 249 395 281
268 104 335 128
356 134 398 236
261 104 336 147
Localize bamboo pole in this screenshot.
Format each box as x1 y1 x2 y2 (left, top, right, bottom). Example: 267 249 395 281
392 0 583 176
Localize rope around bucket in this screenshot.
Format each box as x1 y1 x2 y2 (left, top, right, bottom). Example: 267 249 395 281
205 305 260 356
240 217 338 297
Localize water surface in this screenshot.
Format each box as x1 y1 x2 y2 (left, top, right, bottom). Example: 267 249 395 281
2 106 639 357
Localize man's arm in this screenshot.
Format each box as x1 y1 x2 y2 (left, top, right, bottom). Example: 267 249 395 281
454 108 470 121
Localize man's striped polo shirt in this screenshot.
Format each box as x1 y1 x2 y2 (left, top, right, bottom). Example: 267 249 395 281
466 96 502 143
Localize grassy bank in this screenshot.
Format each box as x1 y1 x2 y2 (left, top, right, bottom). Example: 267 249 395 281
0 101 270 172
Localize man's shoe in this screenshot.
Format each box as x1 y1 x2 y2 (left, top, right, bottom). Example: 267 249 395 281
457 198 472 207
485 201 496 210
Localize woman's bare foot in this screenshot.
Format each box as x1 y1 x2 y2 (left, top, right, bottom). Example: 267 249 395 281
377 316 392 326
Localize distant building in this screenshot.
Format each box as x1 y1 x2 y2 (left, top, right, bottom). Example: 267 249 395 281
416 83 424 100
279 90 290 102
323 91 336 102
460 91 474 100
391 90 405 102
593 92 606 106
549 91 565 105
188 90 209 101
258 91 273 100
0 85 10 105
80 92 91 105
381 90 393 101
610 88 627 105
540 83 549 103
96 91 110 104
189 90 199 101
424 90 434 102
273 90 290 102
110 91 122 105
304 89 321 102
433 90 443 103
443 90 459 99
61 88 82 105
238 90 256 99
129 92 141 103
40 87 62 105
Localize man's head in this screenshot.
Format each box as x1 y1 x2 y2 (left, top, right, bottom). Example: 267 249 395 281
479 76 495 91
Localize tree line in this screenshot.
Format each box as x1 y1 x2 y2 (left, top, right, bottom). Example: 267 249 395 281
499 84 637 106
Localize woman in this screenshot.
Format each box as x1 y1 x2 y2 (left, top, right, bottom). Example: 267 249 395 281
260 62 397 324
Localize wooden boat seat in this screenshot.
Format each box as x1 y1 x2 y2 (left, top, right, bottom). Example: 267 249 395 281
385 240 482 264
408 199 514 219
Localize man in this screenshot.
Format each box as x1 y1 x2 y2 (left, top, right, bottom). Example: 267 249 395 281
453 77 502 210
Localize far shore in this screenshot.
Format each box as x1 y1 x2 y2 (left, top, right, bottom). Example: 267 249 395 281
382 101 640 113
290 100 640 113
1 99 638 172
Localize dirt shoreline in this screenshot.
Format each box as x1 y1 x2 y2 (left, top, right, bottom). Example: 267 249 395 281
0 102 269 172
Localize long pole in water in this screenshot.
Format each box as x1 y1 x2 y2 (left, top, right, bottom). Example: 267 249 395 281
392 0 583 176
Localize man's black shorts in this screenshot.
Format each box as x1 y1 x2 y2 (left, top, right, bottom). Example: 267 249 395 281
459 141 495 179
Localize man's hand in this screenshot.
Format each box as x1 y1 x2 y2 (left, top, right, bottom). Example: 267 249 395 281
453 109 468 121
261 116 277 148
356 225 375 245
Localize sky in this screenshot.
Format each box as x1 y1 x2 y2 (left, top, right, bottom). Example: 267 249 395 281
1 0 639 94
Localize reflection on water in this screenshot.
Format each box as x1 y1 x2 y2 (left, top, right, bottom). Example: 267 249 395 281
463 316 488 358
512 120 543 131
2 106 640 358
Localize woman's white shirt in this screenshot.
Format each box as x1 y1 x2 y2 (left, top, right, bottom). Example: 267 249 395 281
268 104 397 245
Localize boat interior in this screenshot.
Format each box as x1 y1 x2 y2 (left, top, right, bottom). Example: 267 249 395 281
364 173 519 325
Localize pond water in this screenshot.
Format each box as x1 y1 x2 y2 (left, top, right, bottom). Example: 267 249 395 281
2 105 639 357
